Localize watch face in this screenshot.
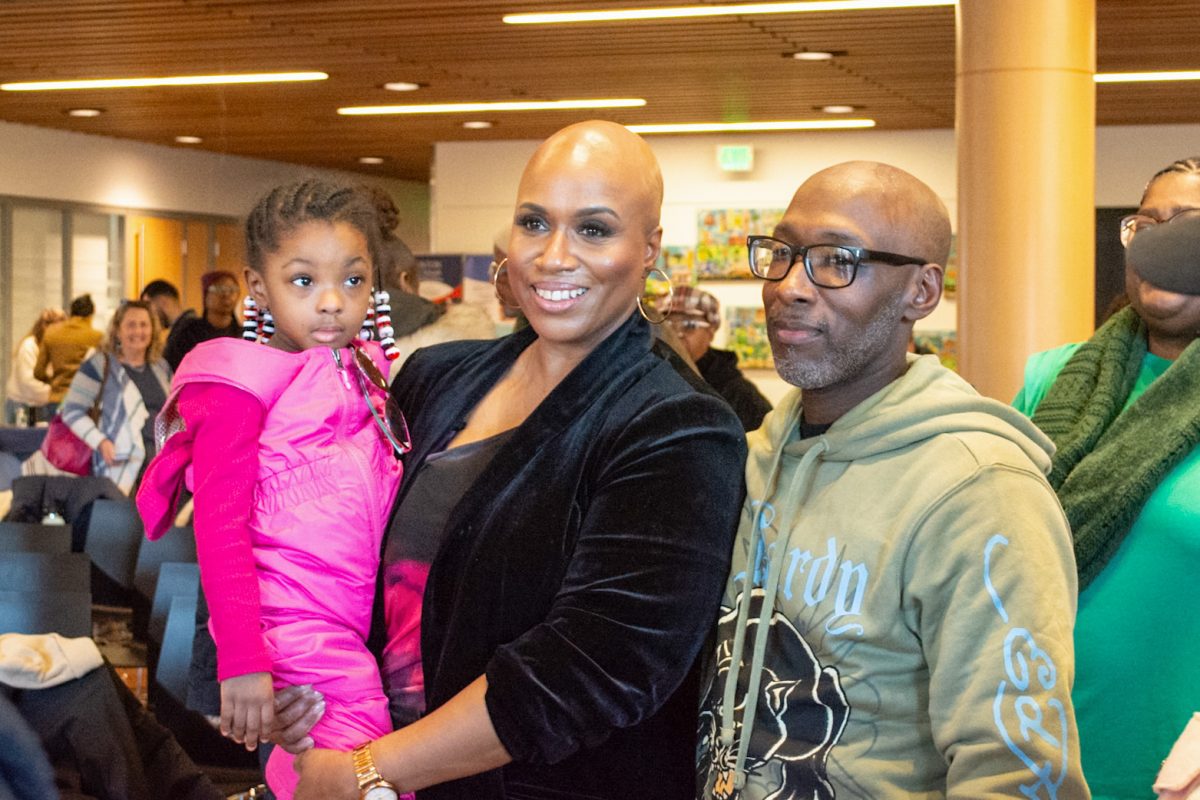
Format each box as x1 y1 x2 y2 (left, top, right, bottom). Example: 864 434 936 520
363 788 398 800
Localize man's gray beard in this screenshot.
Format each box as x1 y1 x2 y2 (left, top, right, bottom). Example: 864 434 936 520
771 294 908 390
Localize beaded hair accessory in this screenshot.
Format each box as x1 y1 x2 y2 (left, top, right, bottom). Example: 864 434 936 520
242 296 275 343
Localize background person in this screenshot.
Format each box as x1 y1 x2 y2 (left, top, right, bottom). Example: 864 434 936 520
163 271 242 371
34 294 102 409
292 120 746 799
659 285 771 430
362 186 494 375
140 279 192 334
1014 157 1200 800
5 307 64 425
60 300 170 495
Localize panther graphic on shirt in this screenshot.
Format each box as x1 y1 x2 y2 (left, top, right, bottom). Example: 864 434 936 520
698 590 850 800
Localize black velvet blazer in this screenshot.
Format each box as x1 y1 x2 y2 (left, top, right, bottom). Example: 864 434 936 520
385 312 746 800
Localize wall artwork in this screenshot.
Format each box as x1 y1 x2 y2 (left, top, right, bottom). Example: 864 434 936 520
696 208 784 279
912 329 958 371
725 306 774 369
657 246 696 286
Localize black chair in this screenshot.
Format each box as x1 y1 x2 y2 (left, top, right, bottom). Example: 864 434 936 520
149 562 200 645
134 524 197 604
0 522 71 554
0 551 90 593
84 498 143 606
0 590 92 637
156 590 198 706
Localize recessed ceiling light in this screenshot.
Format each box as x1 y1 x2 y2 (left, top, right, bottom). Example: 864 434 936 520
793 51 836 61
504 1 955 24
627 119 875 134
462 120 494 129
65 107 103 117
1095 70 1200 83
358 156 385 165
383 81 423 92
1 72 328 91
174 135 203 144
819 104 858 113
338 98 646 116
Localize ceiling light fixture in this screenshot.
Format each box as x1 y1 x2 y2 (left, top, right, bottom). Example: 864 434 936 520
628 119 875 134
1 71 328 92
504 0 954 25
819 104 858 113
174 135 203 144
358 156 385 165
793 51 836 61
1095 70 1200 83
338 98 646 115
462 120 494 129
65 108 103 117
383 81 423 92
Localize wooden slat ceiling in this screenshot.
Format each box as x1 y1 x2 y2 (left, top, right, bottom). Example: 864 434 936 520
0 0 1197 181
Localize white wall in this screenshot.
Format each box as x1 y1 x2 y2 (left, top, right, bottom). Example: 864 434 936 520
0 120 430 250
434 123 1200 256
433 129 962 255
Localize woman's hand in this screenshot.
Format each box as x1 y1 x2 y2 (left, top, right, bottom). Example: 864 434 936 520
269 684 325 754
294 747 358 800
98 439 117 466
220 672 275 751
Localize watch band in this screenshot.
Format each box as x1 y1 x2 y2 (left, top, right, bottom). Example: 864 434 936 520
351 742 398 799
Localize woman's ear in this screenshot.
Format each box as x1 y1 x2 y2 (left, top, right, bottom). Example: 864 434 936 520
644 226 664 270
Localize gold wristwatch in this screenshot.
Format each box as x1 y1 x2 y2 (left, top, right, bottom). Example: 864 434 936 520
351 742 398 800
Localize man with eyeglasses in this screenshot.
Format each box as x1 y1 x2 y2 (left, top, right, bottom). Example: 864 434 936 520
659 285 771 431
697 161 1087 799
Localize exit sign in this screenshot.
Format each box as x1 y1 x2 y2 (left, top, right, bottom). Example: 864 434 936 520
717 144 754 173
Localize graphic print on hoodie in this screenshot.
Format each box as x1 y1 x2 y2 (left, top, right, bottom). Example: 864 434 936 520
697 355 1091 800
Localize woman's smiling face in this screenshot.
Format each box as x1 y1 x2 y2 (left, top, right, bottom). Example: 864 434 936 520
506 124 663 358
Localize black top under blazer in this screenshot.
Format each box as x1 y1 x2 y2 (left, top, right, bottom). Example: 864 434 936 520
384 311 747 800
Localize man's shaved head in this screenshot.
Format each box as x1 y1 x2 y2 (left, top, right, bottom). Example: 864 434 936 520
520 120 664 234
793 161 951 267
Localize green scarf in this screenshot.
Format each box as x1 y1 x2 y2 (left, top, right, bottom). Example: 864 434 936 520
1032 306 1200 589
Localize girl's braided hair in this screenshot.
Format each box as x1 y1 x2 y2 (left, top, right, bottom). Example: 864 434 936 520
245 178 383 274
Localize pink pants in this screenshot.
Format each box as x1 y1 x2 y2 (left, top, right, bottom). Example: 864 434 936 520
259 618 391 800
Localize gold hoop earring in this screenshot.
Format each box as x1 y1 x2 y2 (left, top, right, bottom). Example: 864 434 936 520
637 266 673 324
491 258 520 308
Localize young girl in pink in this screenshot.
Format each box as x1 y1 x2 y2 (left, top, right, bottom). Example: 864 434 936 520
136 179 407 799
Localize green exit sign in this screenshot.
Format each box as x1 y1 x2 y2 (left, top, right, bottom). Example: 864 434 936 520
717 144 754 173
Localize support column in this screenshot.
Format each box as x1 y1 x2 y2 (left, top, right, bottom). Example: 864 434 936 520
956 0 1095 400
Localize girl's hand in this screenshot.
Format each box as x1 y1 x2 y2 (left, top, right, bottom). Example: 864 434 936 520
294 747 358 800
98 439 117 466
220 672 275 751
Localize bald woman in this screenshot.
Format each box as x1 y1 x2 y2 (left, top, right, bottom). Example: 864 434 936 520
294 122 746 799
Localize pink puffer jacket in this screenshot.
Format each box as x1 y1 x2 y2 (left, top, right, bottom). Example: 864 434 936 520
138 337 403 799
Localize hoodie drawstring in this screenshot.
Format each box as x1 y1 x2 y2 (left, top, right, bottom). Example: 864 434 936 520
718 436 828 794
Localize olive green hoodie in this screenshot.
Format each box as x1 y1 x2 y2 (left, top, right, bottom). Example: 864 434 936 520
698 354 1089 799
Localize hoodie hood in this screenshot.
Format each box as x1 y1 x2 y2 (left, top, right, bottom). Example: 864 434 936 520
754 353 1054 477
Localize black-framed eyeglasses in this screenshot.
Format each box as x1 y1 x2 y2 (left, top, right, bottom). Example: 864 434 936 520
1119 207 1200 248
349 346 412 459
747 235 925 288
